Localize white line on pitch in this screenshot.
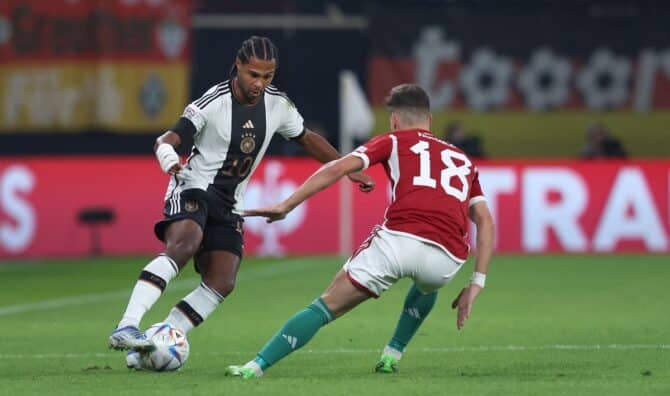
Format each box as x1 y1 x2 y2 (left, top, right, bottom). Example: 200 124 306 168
0 344 667 359
0 260 322 316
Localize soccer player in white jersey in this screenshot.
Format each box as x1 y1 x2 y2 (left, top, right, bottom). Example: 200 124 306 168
107 36 375 357
225 84 494 378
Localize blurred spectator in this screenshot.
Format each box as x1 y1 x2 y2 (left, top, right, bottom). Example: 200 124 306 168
579 123 627 159
444 122 486 158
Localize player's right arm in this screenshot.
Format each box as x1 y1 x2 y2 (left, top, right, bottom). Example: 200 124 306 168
243 154 365 223
244 134 393 222
154 131 182 174
154 86 212 175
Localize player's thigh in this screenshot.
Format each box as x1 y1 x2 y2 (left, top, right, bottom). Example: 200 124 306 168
343 227 400 298
154 188 208 266
164 219 204 259
194 214 244 296
194 250 241 297
200 209 244 259
409 242 463 294
320 270 371 317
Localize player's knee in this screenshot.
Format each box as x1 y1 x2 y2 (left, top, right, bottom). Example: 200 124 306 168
165 238 200 265
202 277 235 298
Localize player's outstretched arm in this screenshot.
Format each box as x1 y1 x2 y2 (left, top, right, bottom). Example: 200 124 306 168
244 155 365 223
296 129 375 192
452 201 495 330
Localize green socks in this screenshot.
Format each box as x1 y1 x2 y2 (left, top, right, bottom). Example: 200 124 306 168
250 286 436 373
255 298 334 370
388 284 437 353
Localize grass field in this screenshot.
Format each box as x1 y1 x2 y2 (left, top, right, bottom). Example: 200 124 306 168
0 255 668 396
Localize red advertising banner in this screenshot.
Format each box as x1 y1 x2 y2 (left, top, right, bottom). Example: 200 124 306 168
475 160 670 253
0 157 668 260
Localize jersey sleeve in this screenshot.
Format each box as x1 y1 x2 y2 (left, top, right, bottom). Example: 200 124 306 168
276 97 305 140
350 134 393 170
468 166 487 206
184 84 221 132
172 84 223 139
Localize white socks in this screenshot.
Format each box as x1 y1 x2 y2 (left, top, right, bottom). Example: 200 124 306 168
118 255 179 328
165 282 224 333
383 345 403 360
243 360 264 377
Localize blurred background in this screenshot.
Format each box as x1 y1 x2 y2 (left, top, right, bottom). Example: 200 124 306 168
0 0 669 260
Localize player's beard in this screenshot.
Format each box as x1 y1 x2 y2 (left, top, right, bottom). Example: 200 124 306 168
236 79 262 104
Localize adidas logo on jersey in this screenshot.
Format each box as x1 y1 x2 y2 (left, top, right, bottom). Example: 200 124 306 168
242 120 255 129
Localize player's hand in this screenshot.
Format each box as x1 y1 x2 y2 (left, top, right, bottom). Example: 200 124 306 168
169 163 184 175
347 171 375 193
451 285 482 330
243 204 290 223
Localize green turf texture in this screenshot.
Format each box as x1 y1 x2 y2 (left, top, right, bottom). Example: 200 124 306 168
0 255 667 395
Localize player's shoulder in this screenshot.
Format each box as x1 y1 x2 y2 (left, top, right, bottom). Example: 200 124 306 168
265 84 297 108
192 80 231 109
401 129 463 149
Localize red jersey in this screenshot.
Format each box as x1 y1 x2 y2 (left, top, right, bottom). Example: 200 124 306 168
351 129 486 262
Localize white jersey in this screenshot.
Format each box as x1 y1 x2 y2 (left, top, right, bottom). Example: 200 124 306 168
164 80 304 213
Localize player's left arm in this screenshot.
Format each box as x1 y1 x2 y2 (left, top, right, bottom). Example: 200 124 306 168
244 155 364 222
469 201 495 278
452 200 495 330
295 129 374 192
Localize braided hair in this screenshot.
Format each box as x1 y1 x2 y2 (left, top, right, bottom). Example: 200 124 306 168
230 36 279 77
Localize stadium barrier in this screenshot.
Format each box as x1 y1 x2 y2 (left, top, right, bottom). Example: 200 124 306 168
0 157 668 259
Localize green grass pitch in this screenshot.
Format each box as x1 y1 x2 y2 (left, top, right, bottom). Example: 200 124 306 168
0 255 668 395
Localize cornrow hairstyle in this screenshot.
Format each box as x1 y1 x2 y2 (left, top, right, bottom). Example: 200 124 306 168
229 36 279 77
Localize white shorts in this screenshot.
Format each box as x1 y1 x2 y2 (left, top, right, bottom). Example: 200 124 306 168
343 227 463 297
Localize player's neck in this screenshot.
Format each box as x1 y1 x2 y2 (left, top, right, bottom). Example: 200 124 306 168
394 124 431 132
232 77 261 106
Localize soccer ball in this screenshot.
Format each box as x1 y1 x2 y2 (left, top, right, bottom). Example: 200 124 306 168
139 322 190 371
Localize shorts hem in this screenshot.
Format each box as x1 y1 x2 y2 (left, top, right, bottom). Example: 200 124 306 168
345 271 379 299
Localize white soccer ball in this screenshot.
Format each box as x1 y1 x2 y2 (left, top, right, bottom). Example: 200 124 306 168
139 322 190 371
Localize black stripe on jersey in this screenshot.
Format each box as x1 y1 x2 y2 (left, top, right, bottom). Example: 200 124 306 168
265 90 290 101
199 88 229 109
264 86 283 94
194 82 227 106
194 81 230 108
139 270 167 292
194 89 221 107
175 300 204 326
265 85 289 97
195 86 230 108
266 90 297 110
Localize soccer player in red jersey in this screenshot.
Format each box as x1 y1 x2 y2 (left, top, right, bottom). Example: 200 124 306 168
226 84 495 378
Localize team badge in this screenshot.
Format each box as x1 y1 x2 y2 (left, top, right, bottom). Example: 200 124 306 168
240 132 256 154
184 200 199 212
